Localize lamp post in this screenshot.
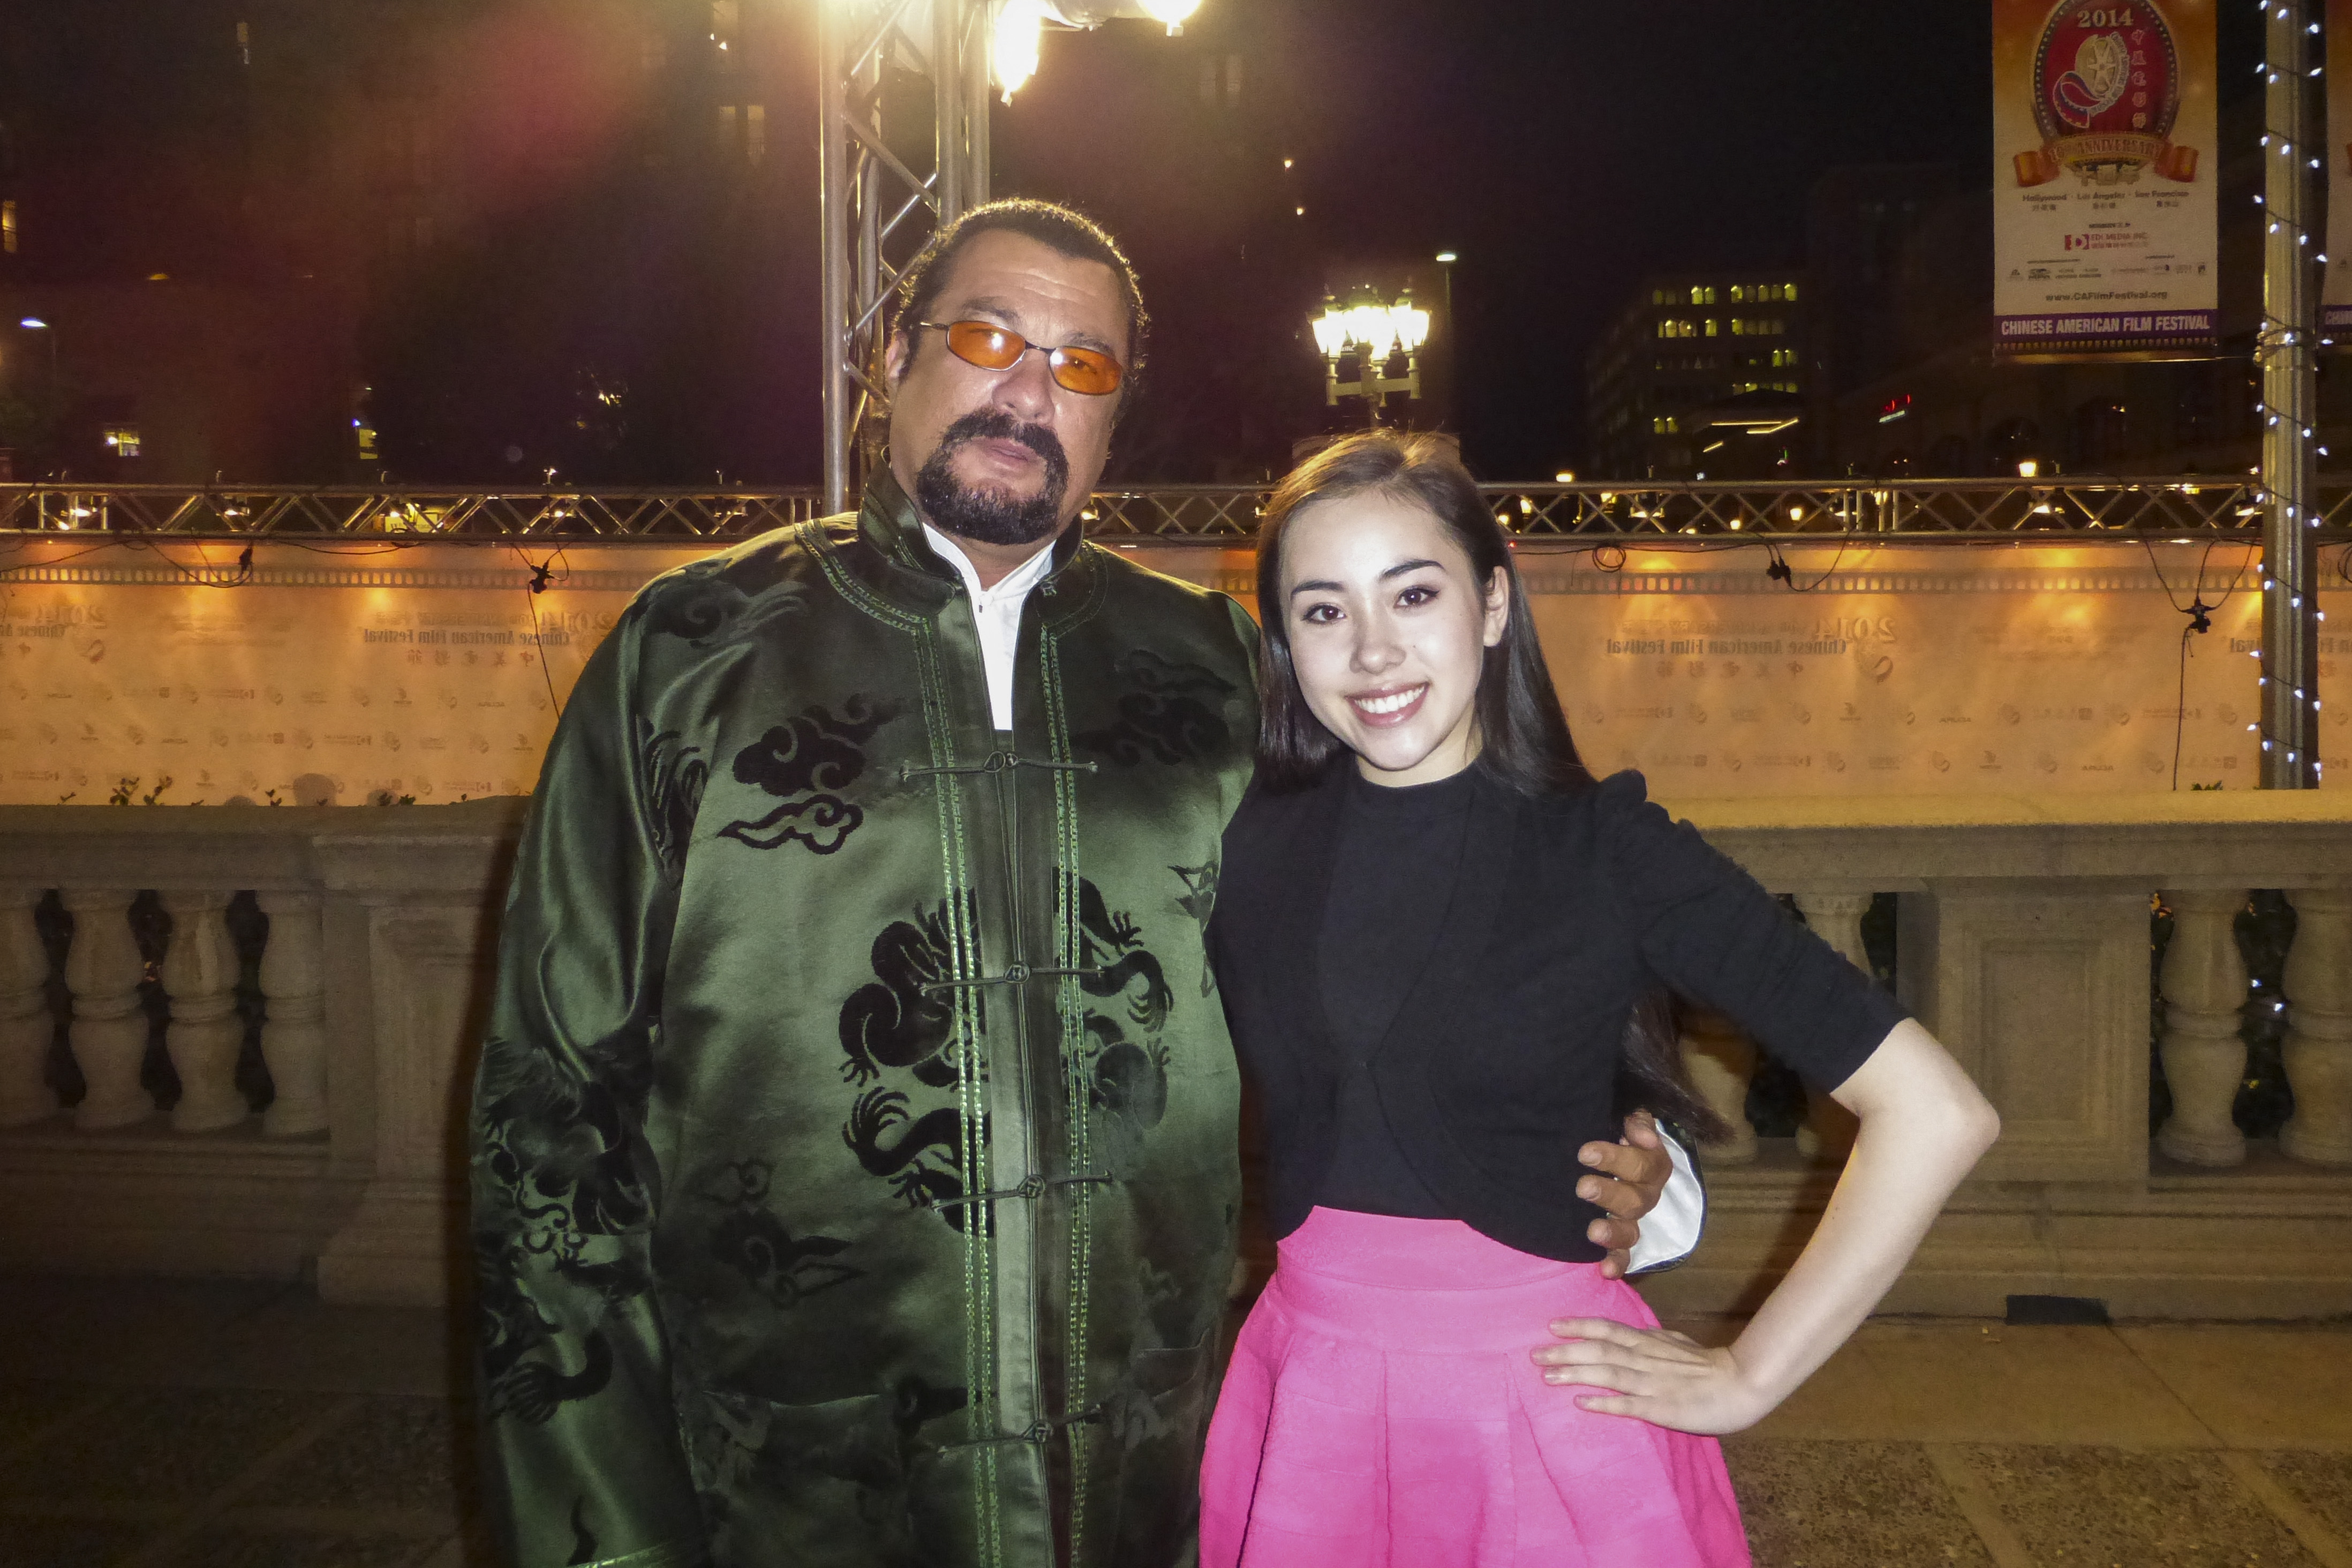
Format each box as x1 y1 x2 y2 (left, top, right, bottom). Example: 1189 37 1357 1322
1311 289 1431 428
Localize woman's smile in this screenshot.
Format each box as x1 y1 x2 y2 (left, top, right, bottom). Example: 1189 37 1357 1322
1348 682 1429 725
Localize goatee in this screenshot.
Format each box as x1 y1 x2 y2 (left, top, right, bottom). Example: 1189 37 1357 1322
913 411 1072 547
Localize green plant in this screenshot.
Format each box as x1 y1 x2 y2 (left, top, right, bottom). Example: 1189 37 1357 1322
108 776 139 806
2191 780 2226 791
139 777 174 806
264 788 282 806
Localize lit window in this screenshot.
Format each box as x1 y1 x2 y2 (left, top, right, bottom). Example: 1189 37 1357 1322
745 103 766 163
103 425 141 458
1 200 14 255
236 19 251 65
1731 285 1747 303
1785 282 1799 301
718 103 737 150
1705 319 1718 336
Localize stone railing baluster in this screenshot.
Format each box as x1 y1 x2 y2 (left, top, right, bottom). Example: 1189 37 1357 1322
160 892 248 1133
1676 1006 1758 1165
62 888 152 1130
1792 892 1870 1163
2155 888 2251 1167
0 885 58 1127
255 891 327 1138
2280 886 2352 1167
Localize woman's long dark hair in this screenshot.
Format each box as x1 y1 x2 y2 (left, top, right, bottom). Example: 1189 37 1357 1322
1253 431 1729 1145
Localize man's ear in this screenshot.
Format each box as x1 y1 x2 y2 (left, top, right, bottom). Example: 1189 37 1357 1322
885 328 913 386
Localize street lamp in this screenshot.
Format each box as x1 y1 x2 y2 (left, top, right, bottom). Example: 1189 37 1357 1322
1313 289 1431 427
16 317 57 396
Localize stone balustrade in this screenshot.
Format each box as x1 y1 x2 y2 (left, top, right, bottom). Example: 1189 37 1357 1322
2 792 2349 1317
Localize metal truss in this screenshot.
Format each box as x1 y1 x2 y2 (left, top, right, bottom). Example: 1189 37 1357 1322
0 487 825 540
1088 477 2352 540
819 0 992 516
6 478 2351 542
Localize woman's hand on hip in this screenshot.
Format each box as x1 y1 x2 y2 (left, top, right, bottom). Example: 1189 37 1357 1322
1528 1317 1774 1436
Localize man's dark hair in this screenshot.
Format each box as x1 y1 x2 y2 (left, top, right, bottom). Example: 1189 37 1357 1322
891 198 1149 404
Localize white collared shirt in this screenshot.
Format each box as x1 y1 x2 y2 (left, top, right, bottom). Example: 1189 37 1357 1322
921 521 1058 733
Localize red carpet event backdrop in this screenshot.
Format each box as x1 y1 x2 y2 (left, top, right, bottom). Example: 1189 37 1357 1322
0 537 2343 805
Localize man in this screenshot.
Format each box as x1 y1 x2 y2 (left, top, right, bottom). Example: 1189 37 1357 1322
470 198 1690 1568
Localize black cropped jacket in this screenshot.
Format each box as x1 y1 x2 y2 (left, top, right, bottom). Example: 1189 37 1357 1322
1209 762 1906 1263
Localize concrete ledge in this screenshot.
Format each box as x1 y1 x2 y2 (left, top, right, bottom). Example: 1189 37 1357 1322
1640 1141 2352 1321
0 1121 357 1281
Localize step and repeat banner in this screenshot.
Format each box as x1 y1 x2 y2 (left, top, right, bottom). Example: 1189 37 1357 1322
0 536 2345 804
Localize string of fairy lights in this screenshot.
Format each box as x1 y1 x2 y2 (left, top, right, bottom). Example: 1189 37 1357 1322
2249 0 2326 783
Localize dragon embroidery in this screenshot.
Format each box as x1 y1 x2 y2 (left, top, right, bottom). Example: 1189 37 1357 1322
839 897 977 1226
1067 878 1176 1174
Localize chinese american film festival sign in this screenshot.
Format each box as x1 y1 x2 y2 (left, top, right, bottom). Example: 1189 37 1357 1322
2326 0 2352 333
1994 0 2218 357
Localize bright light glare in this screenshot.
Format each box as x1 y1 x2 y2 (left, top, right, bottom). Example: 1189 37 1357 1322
1347 300 1397 358
2018 459 2039 478
1139 0 1200 34
1435 251 1458 264
993 0 1045 100
1389 298 1431 354
1311 306 1350 359
18 317 47 329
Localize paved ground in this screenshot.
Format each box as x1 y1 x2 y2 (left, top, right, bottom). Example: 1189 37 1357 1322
1 1274 2347 1567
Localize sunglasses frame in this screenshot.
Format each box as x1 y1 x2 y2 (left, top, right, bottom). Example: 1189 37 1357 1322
915 319 1126 397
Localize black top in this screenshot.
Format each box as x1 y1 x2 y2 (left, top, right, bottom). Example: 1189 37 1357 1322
1315 767 1471 1217
1210 762 1908 1263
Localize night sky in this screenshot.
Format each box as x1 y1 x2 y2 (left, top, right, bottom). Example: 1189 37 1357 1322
997 0 2265 479
5 1 2275 485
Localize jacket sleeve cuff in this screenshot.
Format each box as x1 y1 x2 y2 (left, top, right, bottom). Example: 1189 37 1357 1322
1625 1126 1706 1275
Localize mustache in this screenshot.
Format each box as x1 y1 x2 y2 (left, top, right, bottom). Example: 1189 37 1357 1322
936 410 1069 479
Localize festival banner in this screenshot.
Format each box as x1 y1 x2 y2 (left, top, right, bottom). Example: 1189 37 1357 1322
1993 0 2218 357
2 538 2345 805
2326 0 2352 334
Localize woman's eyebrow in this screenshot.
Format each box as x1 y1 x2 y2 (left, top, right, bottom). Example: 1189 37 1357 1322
1379 558 1444 581
1287 577 1344 598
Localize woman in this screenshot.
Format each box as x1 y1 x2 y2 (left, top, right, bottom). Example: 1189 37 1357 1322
1199 432 1999 1567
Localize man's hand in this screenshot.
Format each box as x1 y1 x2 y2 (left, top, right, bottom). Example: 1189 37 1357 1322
1579 1111 1674 1280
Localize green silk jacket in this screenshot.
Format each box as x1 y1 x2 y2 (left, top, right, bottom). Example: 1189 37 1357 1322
469 471 1260 1568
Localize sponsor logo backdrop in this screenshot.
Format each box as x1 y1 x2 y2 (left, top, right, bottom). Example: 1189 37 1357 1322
0 538 2342 804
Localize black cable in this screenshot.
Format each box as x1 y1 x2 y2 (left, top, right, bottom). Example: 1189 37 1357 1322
2142 538 2258 790
511 545 568 721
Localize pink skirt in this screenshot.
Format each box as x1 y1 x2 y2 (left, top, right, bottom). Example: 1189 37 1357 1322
1200 1207 1751 1568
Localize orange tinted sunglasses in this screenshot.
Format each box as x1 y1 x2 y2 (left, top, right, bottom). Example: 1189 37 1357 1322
918 319 1125 396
